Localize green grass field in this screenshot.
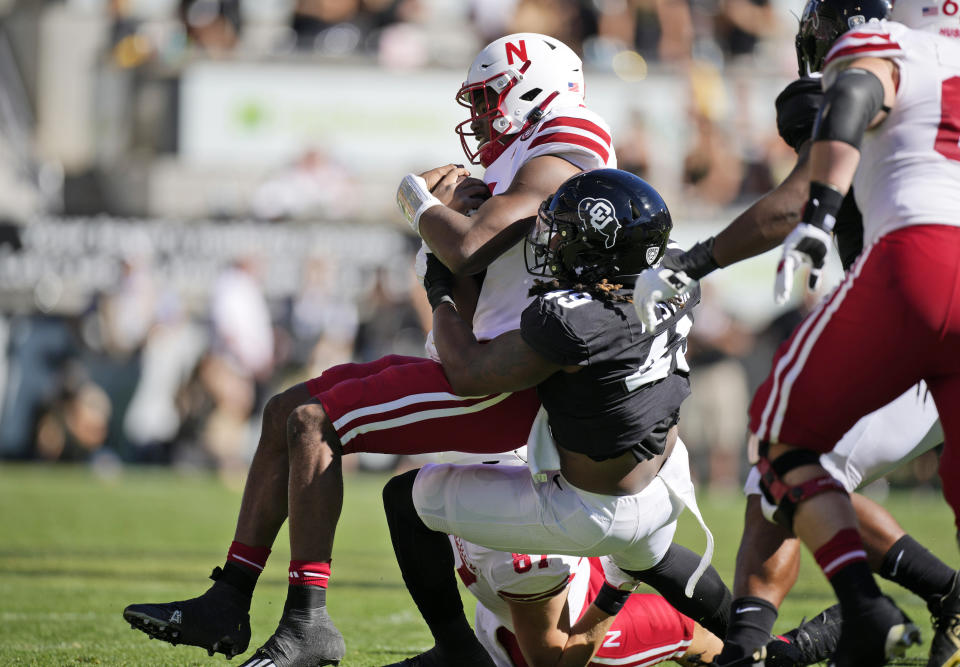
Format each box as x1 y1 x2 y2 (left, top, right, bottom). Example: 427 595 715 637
0 464 954 666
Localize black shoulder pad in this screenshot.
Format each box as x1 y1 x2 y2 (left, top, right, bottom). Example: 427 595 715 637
520 293 591 366
775 76 823 152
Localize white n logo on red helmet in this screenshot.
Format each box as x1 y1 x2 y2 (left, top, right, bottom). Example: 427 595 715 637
505 40 528 65
578 197 620 248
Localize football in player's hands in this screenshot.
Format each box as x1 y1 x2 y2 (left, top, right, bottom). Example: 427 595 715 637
451 176 491 216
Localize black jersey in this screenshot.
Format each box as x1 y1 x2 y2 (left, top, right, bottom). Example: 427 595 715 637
520 280 700 462
775 76 864 270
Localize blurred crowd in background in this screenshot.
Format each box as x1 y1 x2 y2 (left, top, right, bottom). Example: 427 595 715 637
0 0 941 491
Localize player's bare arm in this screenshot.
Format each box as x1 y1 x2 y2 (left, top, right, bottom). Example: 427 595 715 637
506 591 617 667
432 301 565 395
418 155 581 275
711 142 812 266
633 142 812 328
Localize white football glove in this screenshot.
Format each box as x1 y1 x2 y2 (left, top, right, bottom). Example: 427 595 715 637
774 222 833 305
633 265 697 331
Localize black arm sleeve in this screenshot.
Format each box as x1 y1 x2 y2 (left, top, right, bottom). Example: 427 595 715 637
812 68 886 149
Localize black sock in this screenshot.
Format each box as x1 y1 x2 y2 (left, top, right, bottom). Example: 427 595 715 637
627 543 732 639
716 596 779 663
879 535 956 604
383 470 476 651
830 560 883 614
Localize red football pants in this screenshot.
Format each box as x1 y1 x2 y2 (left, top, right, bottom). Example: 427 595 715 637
306 354 541 456
749 225 960 521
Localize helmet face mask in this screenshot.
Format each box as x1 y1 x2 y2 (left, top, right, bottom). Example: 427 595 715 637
795 0 891 74
524 169 672 286
455 71 525 165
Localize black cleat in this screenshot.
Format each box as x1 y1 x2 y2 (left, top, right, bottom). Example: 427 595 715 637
711 647 768 666
123 567 251 659
829 596 921 667
383 642 496 667
928 572 960 667
767 603 843 666
239 603 345 667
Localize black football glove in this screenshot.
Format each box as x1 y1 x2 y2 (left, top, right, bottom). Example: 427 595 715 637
775 77 824 152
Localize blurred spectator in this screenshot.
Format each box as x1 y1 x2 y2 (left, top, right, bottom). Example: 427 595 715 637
33 361 111 463
97 253 157 359
352 264 424 362
615 110 652 181
507 0 587 53
0 315 82 457
291 0 364 53
250 149 358 222
200 256 274 472
469 0 519 44
289 255 359 377
210 255 275 383
713 0 777 60
123 292 208 463
682 62 744 208
651 0 695 62
180 0 241 55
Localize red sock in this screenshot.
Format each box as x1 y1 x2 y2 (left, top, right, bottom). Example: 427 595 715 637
289 560 331 588
227 540 271 576
814 528 868 580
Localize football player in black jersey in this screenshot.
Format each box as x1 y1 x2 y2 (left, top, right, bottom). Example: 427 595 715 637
380 168 736 666
630 2 957 664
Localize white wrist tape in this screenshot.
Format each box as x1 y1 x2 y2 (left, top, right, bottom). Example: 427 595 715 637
397 174 442 235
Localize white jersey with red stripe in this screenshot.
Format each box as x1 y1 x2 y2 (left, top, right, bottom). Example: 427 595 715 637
449 534 590 634
452 538 696 667
471 104 616 343
823 21 960 244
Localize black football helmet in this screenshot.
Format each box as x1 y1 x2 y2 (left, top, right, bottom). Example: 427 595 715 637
524 169 672 284
795 0 891 74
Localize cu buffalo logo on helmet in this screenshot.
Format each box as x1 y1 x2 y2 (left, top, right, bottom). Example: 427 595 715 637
577 197 620 249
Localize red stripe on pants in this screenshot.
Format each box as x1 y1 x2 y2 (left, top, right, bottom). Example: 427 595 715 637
307 355 540 455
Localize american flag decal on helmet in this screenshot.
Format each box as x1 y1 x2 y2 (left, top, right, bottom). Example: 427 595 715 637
568 81 580 92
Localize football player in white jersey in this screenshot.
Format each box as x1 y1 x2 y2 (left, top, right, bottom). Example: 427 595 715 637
382 452 839 667
630 0 960 663
123 34 617 667
741 1 960 664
